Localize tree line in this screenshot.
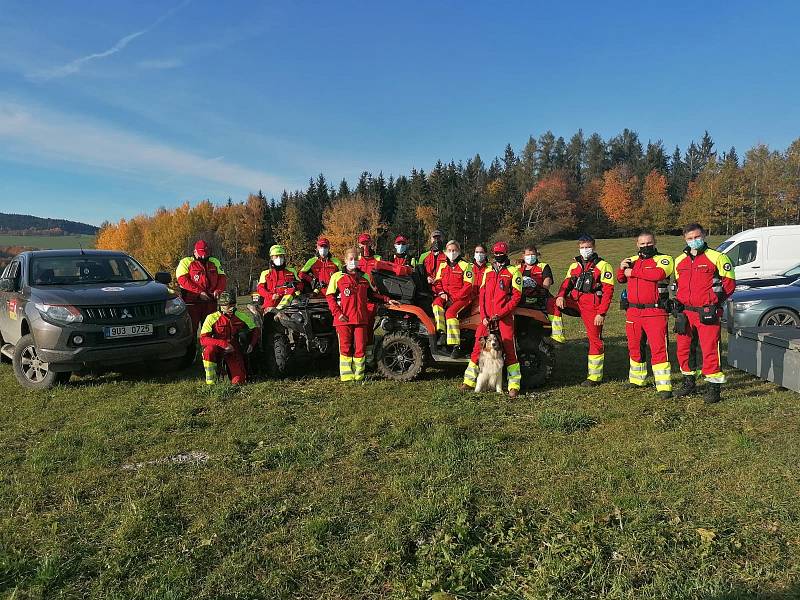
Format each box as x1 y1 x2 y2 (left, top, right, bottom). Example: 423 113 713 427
96 130 800 290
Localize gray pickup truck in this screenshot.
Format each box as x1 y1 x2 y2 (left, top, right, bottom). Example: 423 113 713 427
0 249 194 389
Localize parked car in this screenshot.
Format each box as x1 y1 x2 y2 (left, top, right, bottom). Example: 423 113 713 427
726 279 800 329
717 225 800 280
734 262 800 291
0 250 194 389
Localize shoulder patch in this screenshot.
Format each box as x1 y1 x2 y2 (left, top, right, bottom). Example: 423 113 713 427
465 270 473 279
661 258 670 266
723 262 732 271
603 271 613 279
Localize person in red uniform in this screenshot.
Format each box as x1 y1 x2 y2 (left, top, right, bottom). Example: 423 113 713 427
300 237 342 293
326 248 398 381
176 240 227 334
432 240 475 357
460 242 523 397
555 235 615 386
617 231 675 398
200 291 260 385
673 223 736 403
418 229 447 286
257 244 301 310
519 244 564 343
471 244 489 289
391 235 416 267
357 232 382 274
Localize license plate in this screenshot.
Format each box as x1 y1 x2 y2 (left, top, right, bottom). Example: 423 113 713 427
104 324 153 338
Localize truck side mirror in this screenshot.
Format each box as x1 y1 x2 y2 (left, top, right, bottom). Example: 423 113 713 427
154 272 172 285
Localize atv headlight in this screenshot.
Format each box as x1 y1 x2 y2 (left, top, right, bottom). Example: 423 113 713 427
35 303 83 324
164 297 187 316
733 300 762 312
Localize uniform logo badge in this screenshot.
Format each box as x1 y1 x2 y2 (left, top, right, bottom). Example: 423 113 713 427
344 288 352 297
466 271 473 279
723 263 732 271
194 274 201 281
604 271 612 279
661 259 670 265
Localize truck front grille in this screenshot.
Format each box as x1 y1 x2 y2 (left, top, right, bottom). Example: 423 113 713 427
81 302 165 323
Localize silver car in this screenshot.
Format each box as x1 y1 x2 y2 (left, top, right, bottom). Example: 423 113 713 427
727 280 800 329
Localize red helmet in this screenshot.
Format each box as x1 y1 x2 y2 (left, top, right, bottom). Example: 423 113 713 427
492 241 509 255
395 235 408 244
358 233 372 245
194 240 210 258
317 237 330 247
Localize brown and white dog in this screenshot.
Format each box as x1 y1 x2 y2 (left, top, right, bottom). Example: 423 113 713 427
474 333 504 393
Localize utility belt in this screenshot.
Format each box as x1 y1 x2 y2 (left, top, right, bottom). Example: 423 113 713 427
627 301 666 310
673 302 720 333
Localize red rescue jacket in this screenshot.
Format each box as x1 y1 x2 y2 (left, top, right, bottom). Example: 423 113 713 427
392 254 415 268
557 254 615 315
418 249 447 280
326 269 390 326
433 258 475 303
616 253 674 317
479 265 522 321
472 261 488 290
300 255 343 290
357 253 382 274
520 261 554 300
257 266 300 309
675 246 736 308
176 256 227 302
199 309 260 350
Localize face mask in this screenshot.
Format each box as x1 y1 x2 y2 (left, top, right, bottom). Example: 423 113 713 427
196 255 208 263
395 244 407 254
638 246 657 259
494 254 509 266
474 252 486 264
446 251 459 262
318 247 329 258
687 238 705 251
524 254 538 265
431 241 441 252
361 246 371 257
346 259 357 271
272 257 285 267
579 248 594 260
221 305 235 315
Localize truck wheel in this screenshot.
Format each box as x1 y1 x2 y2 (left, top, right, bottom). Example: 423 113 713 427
376 332 425 381
518 334 555 389
266 331 291 376
12 334 62 390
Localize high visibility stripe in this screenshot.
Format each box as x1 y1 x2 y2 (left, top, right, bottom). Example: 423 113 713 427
549 315 565 342
339 355 354 382
629 359 647 384
353 356 366 381
433 304 445 332
463 360 478 387
445 318 461 345
203 359 216 385
507 362 522 391
652 361 672 391
587 353 604 381
277 294 293 308
705 371 726 384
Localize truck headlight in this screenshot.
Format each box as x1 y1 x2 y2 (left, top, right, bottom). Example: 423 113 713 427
733 300 762 311
164 297 187 316
35 303 83 324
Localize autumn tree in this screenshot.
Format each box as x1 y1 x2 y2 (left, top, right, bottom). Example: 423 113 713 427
640 170 674 233
600 165 640 233
522 171 576 240
321 194 381 256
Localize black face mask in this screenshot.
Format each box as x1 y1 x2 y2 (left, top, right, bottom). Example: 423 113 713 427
197 255 208 263
494 254 509 267
431 241 441 252
638 246 658 259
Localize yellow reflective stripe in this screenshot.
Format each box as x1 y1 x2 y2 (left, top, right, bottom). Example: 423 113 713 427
353 356 366 381
433 304 445 331
588 353 604 381
705 372 726 384
300 257 317 273
209 257 224 274
445 318 460 344
277 294 293 308
176 256 193 278
339 355 354 381
200 312 222 335
507 362 521 391
258 269 270 284
463 361 478 386
203 359 216 383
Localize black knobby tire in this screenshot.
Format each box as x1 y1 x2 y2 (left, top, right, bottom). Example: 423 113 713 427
266 331 291 376
376 332 425 381
517 333 555 390
760 308 800 328
12 334 62 390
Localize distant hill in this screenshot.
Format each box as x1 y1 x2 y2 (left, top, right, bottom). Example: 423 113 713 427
0 213 99 236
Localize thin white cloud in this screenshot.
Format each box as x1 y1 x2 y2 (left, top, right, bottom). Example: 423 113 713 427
0 101 292 193
137 58 184 70
27 0 191 81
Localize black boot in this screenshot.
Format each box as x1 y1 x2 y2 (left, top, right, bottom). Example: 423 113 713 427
673 375 696 397
580 379 600 387
704 382 721 404
658 391 673 400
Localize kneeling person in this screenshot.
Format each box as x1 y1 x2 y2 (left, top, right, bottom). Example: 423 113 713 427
200 291 260 385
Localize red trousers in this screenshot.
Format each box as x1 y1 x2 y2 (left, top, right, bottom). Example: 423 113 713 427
469 318 517 366
626 314 669 364
676 310 723 380
336 324 369 357
432 296 471 319
188 301 217 334
578 303 605 355
202 344 246 384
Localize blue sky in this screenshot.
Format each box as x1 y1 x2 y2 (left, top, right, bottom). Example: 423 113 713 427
0 0 798 226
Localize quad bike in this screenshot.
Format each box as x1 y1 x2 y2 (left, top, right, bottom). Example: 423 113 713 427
371 266 556 389
245 279 337 376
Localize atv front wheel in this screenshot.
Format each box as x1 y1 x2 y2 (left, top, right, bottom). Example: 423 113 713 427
265 331 291 376
518 334 555 389
376 332 425 381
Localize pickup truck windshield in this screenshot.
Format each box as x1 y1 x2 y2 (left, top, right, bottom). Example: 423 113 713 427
29 256 150 286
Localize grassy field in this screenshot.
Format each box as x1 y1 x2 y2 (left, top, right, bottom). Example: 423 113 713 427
0 234 96 250
2 235 799 599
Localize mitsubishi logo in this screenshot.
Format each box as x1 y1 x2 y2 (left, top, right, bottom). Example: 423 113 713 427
121 308 133 319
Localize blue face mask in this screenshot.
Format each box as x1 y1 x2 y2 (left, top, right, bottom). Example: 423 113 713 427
524 254 538 265
687 238 705 251
395 244 407 254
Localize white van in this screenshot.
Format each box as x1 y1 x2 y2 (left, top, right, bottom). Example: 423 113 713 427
717 225 800 280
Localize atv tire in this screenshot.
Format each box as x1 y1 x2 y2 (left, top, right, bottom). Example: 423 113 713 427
266 331 291 376
518 334 555 390
376 332 425 381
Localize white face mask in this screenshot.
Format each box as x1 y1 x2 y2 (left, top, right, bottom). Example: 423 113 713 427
272 256 285 267
446 251 459 262
318 246 329 257
395 244 407 254
579 248 594 260
524 254 538 265
474 252 486 264
346 259 357 271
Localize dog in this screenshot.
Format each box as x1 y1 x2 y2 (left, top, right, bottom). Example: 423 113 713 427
474 333 505 393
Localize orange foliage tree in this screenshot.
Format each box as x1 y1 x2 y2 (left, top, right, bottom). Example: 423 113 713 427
600 165 640 232
522 171 576 240
641 170 674 233
321 194 381 256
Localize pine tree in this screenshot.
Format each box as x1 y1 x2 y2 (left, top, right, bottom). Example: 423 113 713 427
585 133 608 181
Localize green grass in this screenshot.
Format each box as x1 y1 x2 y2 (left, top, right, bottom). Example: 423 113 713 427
2 235 800 599
0 234 96 250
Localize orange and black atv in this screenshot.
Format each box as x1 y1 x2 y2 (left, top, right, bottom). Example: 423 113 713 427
371 264 555 389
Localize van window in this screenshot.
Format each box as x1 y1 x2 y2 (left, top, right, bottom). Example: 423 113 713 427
725 240 758 266
767 235 797 260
